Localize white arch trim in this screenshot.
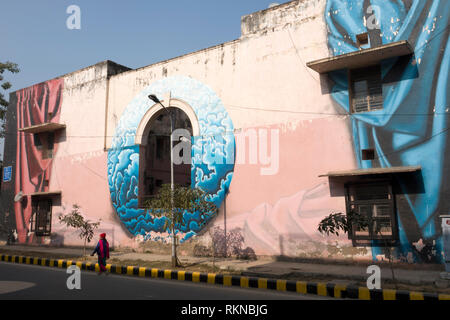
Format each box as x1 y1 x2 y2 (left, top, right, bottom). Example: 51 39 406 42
135 98 200 146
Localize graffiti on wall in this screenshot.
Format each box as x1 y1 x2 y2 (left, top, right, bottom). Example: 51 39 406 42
325 0 450 262
13 78 64 243
107 76 235 243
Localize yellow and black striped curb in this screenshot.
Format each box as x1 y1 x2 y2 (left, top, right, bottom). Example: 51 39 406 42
1 253 449 300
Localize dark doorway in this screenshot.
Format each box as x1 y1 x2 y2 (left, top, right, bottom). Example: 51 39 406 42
31 198 52 236
138 107 193 207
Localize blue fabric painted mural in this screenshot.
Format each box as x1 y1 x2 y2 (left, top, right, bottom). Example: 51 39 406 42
107 76 235 242
325 0 449 262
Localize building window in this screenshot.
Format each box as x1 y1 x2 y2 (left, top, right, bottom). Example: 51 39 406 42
346 182 397 246
33 132 55 159
31 198 52 236
356 33 369 49
362 149 375 160
156 136 168 160
349 65 383 113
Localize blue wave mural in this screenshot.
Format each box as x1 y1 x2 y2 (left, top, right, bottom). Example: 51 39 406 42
107 76 235 243
325 0 449 262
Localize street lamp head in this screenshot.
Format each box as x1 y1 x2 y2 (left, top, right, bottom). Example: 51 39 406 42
180 136 191 143
148 94 161 104
149 93 172 119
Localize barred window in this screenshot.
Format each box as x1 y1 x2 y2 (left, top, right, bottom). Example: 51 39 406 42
349 65 383 113
346 182 398 246
31 199 52 236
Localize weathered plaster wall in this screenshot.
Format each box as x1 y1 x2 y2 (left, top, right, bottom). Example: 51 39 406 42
3 0 448 264
104 0 358 257
324 0 450 263
49 61 134 247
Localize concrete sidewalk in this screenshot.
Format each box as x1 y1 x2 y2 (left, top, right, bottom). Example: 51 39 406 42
242 260 446 287
0 244 448 288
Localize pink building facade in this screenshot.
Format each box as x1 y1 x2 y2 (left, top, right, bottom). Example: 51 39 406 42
1 0 449 265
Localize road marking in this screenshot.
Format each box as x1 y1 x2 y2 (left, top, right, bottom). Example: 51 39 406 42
127 266 135 276
296 281 307 294
276 280 286 291
258 278 267 289
317 283 327 296
383 289 396 300
192 272 200 282
241 277 249 288
0 281 36 294
207 273 215 284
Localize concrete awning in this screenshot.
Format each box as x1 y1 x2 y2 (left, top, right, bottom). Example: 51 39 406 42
19 123 66 134
319 166 421 178
307 40 413 73
29 191 62 198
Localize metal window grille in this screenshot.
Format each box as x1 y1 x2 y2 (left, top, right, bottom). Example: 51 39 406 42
350 65 383 113
31 199 52 236
345 182 398 246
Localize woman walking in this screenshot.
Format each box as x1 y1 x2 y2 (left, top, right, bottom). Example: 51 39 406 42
91 233 110 275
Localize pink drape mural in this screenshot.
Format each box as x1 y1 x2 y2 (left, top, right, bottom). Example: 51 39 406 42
14 78 63 243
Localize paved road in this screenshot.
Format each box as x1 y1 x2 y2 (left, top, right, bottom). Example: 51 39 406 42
0 262 331 300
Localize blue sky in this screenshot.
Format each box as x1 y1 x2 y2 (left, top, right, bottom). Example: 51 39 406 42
1 0 288 91
0 0 289 160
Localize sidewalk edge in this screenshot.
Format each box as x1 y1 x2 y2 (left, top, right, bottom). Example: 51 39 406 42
1 253 448 301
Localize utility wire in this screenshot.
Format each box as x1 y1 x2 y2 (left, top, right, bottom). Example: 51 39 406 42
1 104 450 139
374 126 450 161
4 105 450 139
3 123 450 175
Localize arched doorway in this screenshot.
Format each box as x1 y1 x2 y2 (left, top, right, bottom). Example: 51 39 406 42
107 76 235 240
138 107 193 207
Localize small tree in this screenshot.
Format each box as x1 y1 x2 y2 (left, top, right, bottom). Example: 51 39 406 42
145 184 218 267
318 210 398 288
209 226 256 260
318 210 369 237
0 61 20 138
58 204 101 257
208 227 217 271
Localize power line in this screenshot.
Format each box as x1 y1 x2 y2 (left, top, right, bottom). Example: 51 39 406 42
1 104 449 139
2 122 449 169
0 105 450 139
226 103 450 116
59 147 108 182
2 24 448 139
1 126 449 185
287 28 320 82
374 126 450 161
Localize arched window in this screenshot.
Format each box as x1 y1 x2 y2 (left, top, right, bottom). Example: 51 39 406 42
138 107 193 207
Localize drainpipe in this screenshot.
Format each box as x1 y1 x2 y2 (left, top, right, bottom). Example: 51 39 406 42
103 75 110 151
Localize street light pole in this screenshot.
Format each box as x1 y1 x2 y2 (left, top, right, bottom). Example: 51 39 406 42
148 94 177 267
